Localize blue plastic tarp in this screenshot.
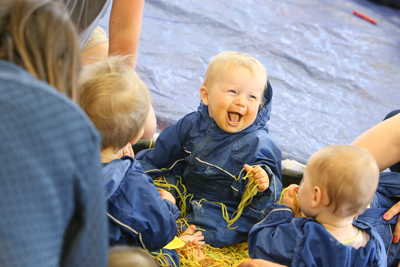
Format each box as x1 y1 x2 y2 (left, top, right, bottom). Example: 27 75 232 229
100 0 400 162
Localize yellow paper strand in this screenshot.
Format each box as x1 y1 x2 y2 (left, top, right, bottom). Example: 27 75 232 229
154 175 193 217
148 249 177 267
178 241 250 267
195 167 259 229
151 168 261 266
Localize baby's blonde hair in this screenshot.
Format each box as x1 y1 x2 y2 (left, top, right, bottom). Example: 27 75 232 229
79 55 151 152
202 51 267 94
308 145 379 217
0 0 80 100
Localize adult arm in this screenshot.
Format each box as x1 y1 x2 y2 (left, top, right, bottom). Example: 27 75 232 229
351 113 400 243
351 113 400 172
108 0 145 69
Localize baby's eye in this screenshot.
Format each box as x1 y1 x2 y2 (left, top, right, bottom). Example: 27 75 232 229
249 95 257 100
228 90 236 94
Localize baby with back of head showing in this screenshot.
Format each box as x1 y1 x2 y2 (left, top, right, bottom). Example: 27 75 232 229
248 145 387 266
79 55 205 267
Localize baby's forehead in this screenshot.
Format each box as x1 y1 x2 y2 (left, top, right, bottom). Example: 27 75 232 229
219 67 266 87
222 65 265 79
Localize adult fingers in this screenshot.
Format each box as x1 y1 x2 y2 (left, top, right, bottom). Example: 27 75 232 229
393 216 400 243
384 201 400 221
383 201 400 243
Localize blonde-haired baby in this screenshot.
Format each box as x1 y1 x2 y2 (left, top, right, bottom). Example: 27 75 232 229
79 55 149 158
79 56 204 266
137 51 282 247
248 145 387 266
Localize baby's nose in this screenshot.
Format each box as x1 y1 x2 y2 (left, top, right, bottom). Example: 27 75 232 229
234 98 246 107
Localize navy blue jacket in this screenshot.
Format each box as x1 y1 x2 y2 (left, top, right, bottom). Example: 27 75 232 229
104 157 181 266
104 157 180 250
248 204 387 267
137 82 282 247
359 172 400 267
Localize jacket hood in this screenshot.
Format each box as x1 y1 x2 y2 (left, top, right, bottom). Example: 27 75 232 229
197 80 273 133
102 157 133 199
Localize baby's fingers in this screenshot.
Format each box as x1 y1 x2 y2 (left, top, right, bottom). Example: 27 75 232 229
253 172 269 192
193 231 204 238
193 239 206 246
244 164 254 173
193 231 205 245
256 181 269 192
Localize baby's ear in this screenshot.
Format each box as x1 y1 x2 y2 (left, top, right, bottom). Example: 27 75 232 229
311 186 322 208
200 86 209 106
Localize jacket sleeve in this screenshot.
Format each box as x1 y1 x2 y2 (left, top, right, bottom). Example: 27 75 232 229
376 172 400 198
107 166 178 252
254 163 282 210
164 199 182 221
248 204 299 266
136 118 187 176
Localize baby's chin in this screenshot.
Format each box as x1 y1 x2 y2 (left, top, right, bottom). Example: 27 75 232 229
217 123 248 133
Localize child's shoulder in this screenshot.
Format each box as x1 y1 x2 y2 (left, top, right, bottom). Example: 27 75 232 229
173 109 210 134
103 158 153 197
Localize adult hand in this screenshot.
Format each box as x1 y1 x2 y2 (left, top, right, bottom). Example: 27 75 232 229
237 259 288 267
244 164 269 193
159 189 176 205
383 200 400 243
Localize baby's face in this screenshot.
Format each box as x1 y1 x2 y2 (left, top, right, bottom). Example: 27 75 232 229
201 67 264 133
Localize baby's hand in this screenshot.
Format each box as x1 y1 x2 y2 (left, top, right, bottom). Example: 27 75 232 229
178 225 205 246
178 225 205 262
159 189 176 205
244 164 269 193
120 142 134 158
281 184 299 213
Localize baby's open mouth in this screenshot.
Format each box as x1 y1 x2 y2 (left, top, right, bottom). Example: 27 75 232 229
228 112 242 125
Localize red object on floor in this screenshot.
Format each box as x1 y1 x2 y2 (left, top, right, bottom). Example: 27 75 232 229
353 10 377 25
